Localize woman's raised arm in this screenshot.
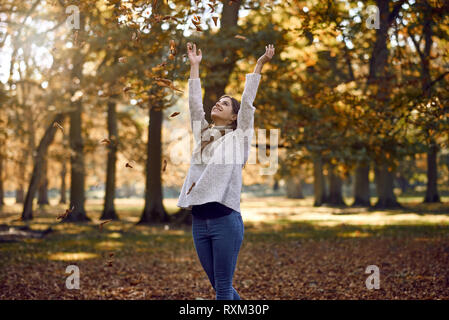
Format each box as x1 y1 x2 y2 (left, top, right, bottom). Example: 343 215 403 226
186 42 209 141
236 44 275 167
237 44 275 133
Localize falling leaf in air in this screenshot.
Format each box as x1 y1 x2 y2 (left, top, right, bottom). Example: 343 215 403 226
99 219 112 232
100 138 111 145
162 159 167 172
154 77 184 93
154 77 172 87
169 112 180 118
169 39 176 60
186 182 195 195
53 122 64 133
235 34 246 40
191 16 203 32
170 85 184 93
118 56 127 63
212 16 218 26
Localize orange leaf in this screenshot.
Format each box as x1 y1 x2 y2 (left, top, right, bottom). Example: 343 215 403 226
100 138 111 145
234 34 246 40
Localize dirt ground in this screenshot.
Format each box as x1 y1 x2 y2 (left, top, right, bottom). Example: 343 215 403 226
1 196 448 300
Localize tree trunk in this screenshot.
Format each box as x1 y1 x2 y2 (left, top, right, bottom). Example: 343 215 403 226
15 151 26 204
286 176 303 199
313 155 327 206
22 113 66 220
37 154 49 205
374 163 401 208
368 0 403 209
138 99 169 224
59 160 67 204
137 2 169 225
273 178 279 191
63 15 89 222
101 98 119 220
15 187 24 204
353 162 371 206
395 171 411 194
420 3 440 203
425 141 440 202
0 156 4 207
327 163 346 206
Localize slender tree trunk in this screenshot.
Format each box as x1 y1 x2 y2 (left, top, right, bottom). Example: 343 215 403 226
425 141 440 202
15 152 26 204
64 16 89 222
15 188 24 203
420 2 440 203
286 176 303 199
137 1 169 225
395 171 411 194
327 163 346 206
22 113 66 220
37 154 49 205
59 160 67 204
374 163 401 208
0 156 4 207
353 163 371 206
273 178 279 191
313 155 326 206
101 98 119 220
138 99 169 224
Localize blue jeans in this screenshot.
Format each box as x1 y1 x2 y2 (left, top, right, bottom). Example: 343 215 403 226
192 210 244 300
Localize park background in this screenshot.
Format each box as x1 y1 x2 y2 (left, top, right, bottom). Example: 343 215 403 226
0 0 449 299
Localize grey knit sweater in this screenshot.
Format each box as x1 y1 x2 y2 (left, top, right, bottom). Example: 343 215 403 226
176 73 262 213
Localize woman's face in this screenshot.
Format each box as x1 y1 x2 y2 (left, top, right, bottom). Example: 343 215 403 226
211 96 237 125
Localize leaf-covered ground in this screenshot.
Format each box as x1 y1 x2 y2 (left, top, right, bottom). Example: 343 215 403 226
1 196 448 300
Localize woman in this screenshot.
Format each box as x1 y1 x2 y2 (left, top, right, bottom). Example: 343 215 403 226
177 42 275 300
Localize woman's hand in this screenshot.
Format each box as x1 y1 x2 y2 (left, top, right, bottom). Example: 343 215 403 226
187 42 202 65
257 44 275 65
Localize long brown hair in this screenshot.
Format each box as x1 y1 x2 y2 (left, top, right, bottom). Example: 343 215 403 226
200 95 241 153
